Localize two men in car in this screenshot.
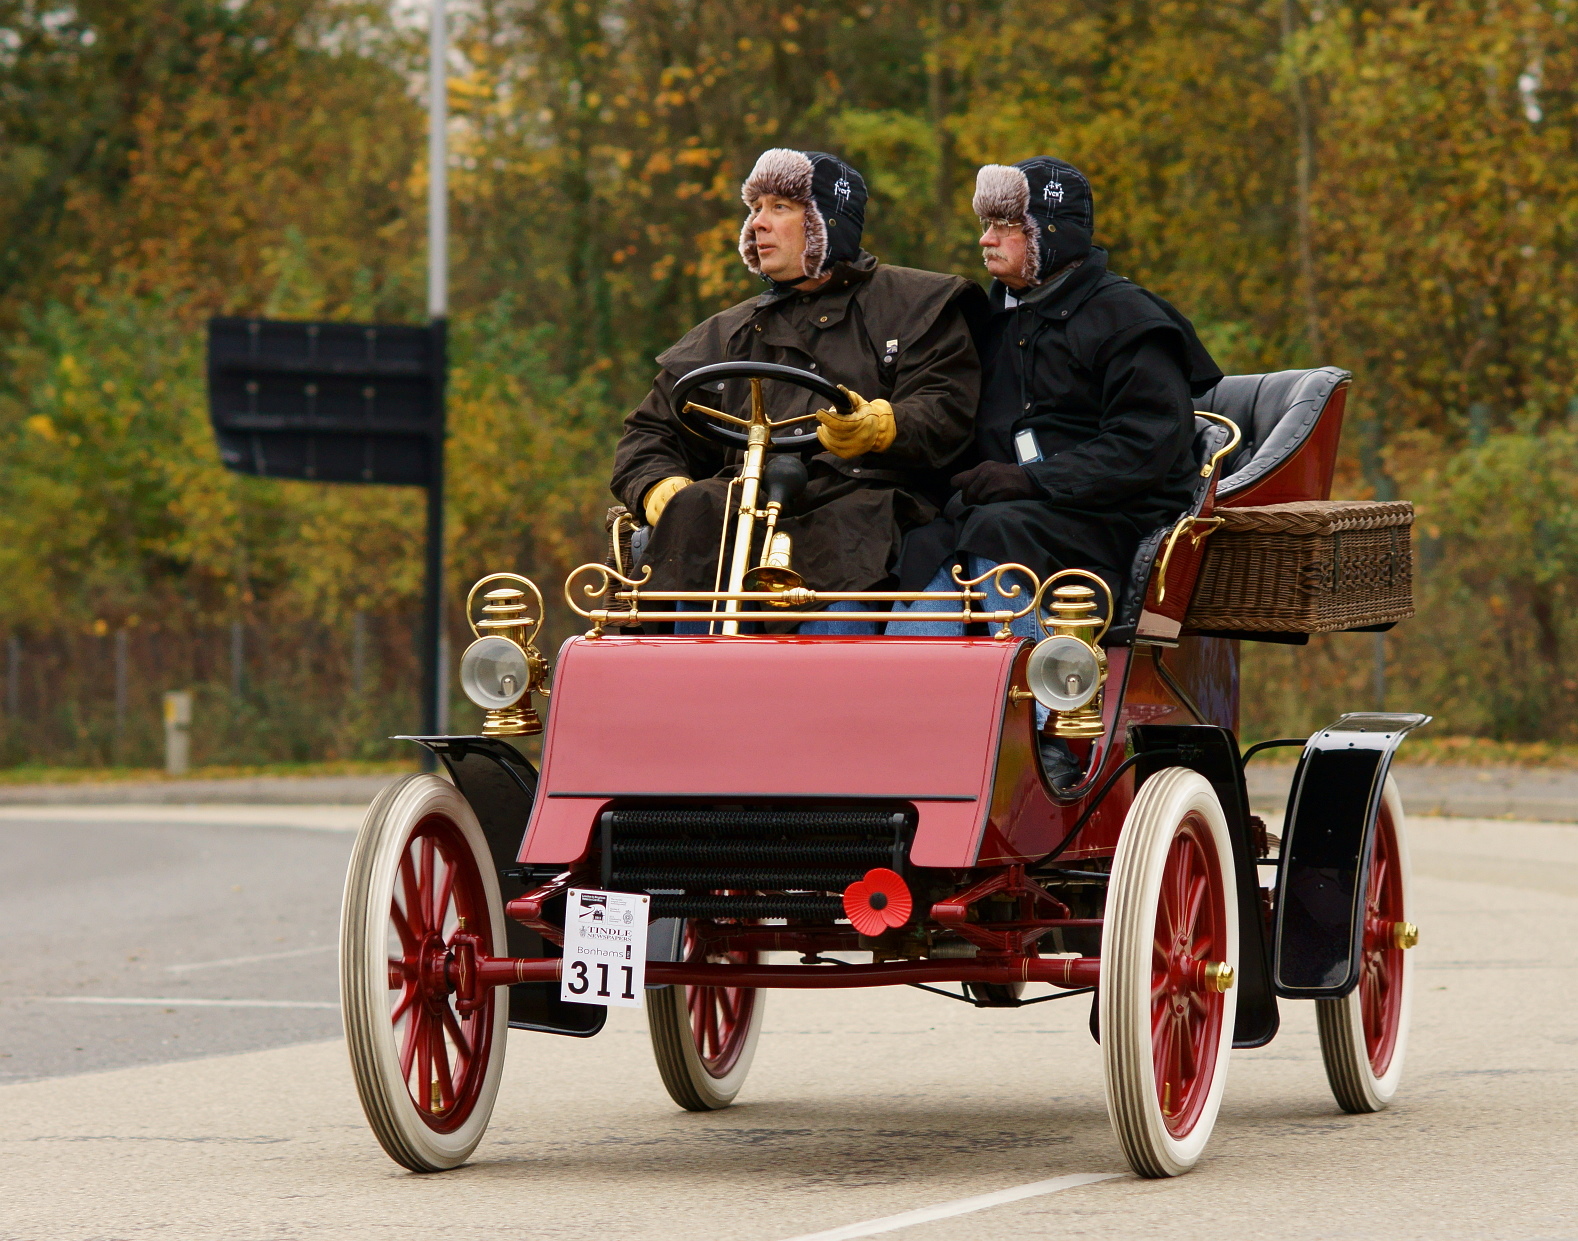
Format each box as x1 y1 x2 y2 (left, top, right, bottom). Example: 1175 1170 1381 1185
610 149 1222 633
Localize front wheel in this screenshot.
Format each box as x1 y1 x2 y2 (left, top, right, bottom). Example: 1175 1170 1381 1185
1101 767 1239 1178
646 924 764 1110
1316 776 1416 1112
340 774 508 1171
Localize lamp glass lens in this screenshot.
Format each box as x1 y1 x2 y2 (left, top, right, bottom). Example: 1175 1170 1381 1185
459 636 530 709
1027 635 1100 711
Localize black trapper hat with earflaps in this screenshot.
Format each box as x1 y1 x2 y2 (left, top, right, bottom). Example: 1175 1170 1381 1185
739 149 868 281
973 157 1094 284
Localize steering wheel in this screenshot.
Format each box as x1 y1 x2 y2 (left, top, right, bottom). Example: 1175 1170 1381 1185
671 362 854 451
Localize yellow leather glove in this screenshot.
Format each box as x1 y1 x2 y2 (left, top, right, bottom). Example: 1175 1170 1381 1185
642 475 691 525
815 386 897 459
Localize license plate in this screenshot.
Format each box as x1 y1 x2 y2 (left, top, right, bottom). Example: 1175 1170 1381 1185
560 888 650 1007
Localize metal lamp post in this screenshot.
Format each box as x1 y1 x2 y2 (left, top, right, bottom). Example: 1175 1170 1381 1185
204 0 454 741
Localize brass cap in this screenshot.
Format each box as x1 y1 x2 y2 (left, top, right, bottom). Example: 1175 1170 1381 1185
1203 961 1236 992
477 586 535 637
1048 584 1103 638
1393 921 1420 950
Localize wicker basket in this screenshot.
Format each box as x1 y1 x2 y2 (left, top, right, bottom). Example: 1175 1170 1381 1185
1185 500 1415 633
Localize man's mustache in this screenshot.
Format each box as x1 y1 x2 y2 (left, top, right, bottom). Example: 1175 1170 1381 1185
982 247 1006 262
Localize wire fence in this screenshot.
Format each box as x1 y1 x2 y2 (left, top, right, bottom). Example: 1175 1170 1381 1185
0 613 430 769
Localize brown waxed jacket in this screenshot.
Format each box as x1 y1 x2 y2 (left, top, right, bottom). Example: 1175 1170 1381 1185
610 252 987 593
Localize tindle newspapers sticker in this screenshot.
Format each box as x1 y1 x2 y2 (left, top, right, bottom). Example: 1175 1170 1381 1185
560 888 650 1007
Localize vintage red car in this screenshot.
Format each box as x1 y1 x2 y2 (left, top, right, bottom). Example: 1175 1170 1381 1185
339 361 1425 1179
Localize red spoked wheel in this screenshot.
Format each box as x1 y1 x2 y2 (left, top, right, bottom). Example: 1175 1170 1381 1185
1102 767 1239 1177
647 921 764 1110
1317 776 1416 1112
341 775 508 1171
1151 818 1231 1137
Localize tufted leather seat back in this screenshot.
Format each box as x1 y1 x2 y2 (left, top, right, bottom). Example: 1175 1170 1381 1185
1106 366 1352 643
1194 367 1350 500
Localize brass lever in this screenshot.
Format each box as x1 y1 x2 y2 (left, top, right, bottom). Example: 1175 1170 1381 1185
1195 411 1243 478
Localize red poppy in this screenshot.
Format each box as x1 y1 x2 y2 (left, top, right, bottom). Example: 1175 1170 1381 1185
842 868 913 937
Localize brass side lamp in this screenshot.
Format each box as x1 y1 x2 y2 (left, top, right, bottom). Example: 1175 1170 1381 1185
458 573 550 737
1026 574 1112 740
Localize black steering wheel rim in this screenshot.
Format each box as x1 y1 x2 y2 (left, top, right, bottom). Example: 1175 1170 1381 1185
671 361 852 450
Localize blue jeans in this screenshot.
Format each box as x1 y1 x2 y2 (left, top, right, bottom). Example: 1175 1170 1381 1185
885 557 1041 640
799 599 878 635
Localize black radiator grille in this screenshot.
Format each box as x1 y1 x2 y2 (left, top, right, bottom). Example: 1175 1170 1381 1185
649 894 846 920
601 805 910 923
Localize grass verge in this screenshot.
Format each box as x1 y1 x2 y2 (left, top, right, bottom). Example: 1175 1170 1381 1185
0 759 419 786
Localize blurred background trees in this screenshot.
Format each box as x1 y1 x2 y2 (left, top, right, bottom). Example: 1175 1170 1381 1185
1 0 1575 764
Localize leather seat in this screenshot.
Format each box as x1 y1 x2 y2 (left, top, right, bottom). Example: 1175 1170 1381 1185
1196 367 1351 500
1107 368 1350 643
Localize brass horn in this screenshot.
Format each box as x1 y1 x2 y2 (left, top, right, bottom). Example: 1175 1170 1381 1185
741 454 808 606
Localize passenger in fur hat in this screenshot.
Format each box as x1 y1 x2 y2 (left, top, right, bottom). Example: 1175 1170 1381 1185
611 148 988 631
890 158 1222 776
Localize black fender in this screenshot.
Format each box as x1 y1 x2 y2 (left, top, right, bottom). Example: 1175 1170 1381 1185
1271 712 1431 999
1130 724 1279 1048
401 735 606 1038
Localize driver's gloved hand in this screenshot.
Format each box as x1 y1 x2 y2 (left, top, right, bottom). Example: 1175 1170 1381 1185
950 460 1041 505
643 475 692 525
815 386 896 458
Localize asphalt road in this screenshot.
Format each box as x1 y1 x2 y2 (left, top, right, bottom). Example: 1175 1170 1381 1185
0 801 1574 1240
0 805 360 1085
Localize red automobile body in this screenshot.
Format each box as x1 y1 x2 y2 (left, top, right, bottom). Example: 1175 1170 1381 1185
520 632 1236 870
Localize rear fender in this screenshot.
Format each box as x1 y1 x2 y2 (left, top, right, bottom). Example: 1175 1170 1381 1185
400 735 605 1038
1270 712 1431 1000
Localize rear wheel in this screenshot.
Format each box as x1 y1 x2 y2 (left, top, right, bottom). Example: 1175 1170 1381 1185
647 923 764 1110
340 775 508 1171
1101 767 1239 1178
1316 776 1415 1112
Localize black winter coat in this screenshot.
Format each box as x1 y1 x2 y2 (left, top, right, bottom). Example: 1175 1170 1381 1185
897 250 1222 597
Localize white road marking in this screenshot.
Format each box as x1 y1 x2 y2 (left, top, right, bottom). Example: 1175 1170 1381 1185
778 1172 1124 1241
28 997 338 1010
166 945 335 973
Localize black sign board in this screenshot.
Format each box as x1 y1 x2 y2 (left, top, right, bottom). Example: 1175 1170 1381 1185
207 317 444 486
206 315 449 743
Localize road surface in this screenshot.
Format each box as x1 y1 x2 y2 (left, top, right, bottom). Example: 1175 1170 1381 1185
0 799 1573 1239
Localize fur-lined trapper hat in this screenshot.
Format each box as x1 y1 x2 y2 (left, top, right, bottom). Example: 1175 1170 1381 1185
973 157 1094 284
739 149 867 281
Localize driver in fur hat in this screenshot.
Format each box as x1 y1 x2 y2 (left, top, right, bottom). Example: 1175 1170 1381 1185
610 148 987 632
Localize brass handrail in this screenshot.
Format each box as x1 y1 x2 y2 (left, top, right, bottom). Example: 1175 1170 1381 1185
564 561 1045 639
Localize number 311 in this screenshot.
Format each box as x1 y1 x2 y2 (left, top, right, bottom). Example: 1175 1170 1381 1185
567 960 636 1000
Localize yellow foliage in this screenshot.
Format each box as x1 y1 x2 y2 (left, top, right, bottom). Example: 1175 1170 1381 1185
6 0 1578 753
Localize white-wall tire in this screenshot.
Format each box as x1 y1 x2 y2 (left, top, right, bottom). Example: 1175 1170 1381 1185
1101 767 1239 1178
340 774 509 1171
1316 776 1415 1113
646 925 764 1110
